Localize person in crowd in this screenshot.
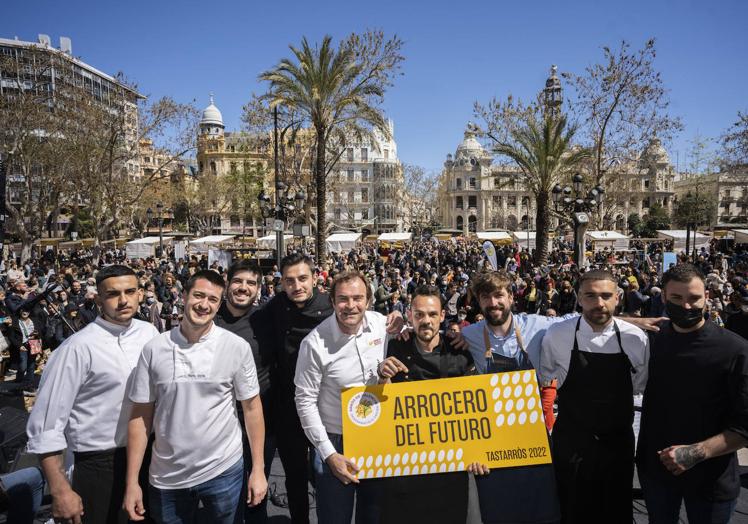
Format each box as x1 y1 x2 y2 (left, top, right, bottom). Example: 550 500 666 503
294 270 404 524
26 265 159 524
725 290 748 340
637 264 748 524
0 466 46 524
124 270 267 524
554 280 577 316
9 305 43 395
374 276 394 315
540 270 650 523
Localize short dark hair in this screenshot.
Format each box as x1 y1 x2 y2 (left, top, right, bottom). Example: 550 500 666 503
280 253 315 275
577 269 617 290
412 285 445 308
95 265 137 290
330 270 372 303
662 264 705 290
185 269 226 294
471 270 513 298
226 259 261 283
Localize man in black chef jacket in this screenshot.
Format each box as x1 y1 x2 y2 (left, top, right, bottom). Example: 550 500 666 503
540 269 649 523
637 264 748 524
376 285 488 524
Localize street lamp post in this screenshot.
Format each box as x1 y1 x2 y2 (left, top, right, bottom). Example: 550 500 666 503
552 173 605 267
258 183 306 269
156 202 164 258
146 207 153 237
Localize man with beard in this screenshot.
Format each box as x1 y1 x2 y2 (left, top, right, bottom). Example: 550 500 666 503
636 264 748 524
26 265 159 523
215 259 276 523
294 271 404 523
376 285 488 523
540 270 649 523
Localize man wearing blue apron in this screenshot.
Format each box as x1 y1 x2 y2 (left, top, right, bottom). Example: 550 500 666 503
540 270 649 523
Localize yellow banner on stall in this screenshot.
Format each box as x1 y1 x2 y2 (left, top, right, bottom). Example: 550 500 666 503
341 370 551 479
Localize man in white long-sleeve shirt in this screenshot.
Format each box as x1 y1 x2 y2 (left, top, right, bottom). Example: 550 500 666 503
294 270 404 524
539 269 649 523
26 265 158 524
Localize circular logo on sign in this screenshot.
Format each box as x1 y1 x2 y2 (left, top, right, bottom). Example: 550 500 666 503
347 391 381 427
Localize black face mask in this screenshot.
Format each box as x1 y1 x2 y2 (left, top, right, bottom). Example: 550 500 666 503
666 301 704 329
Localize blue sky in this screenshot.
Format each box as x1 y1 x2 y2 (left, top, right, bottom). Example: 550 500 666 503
4 0 746 172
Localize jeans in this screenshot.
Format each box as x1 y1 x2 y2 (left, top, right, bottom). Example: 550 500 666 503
15 350 34 388
311 433 382 524
149 459 243 524
0 467 45 524
236 431 275 524
639 470 737 524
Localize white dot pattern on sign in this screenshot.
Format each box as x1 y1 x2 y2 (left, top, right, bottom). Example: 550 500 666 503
523 371 533 383
514 385 523 397
516 398 525 411
449 463 456 472
385 467 392 477
403 466 411 476
376 468 384 478
519 412 527 425
394 467 401 476
511 373 520 385
412 465 420 475
490 375 499 387
429 464 437 474
528 397 536 410
439 463 447 473
494 400 503 413
508 413 516 426
393 454 400 466
447 449 454 461
359 470 367 479
456 448 464 460
357 457 365 468
419 451 427 464
496 414 505 427
428 450 436 463
366 456 373 468
385 454 392 467
375 455 382 467
506 399 514 412
501 374 510 386
530 411 539 424
503 386 512 398
410 452 418 464
458 461 465 471
525 384 534 397
438 450 445 462
492 388 501 400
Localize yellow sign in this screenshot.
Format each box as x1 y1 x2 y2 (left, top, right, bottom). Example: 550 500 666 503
342 371 551 479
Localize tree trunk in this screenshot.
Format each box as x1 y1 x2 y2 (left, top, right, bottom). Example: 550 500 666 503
534 189 551 266
314 129 327 263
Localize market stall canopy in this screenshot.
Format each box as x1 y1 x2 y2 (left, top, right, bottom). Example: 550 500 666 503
476 231 512 242
189 235 235 252
326 232 362 253
733 229 748 245
377 232 413 242
126 236 172 259
256 234 293 250
511 231 553 252
585 231 630 252
656 230 711 252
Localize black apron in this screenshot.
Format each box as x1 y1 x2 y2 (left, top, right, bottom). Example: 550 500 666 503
475 323 561 524
379 342 469 524
551 318 634 524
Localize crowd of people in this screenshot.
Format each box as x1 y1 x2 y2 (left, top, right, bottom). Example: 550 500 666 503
0 236 747 523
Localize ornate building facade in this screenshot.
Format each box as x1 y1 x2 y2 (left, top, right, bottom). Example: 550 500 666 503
674 167 748 227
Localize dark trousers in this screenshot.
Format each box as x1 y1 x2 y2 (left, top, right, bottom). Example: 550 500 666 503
237 426 275 523
639 470 737 524
73 444 153 524
275 400 311 524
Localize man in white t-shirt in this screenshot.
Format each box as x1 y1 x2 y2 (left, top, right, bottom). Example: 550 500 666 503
124 270 267 524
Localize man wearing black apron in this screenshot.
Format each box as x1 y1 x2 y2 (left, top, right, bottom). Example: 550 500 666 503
539 270 649 523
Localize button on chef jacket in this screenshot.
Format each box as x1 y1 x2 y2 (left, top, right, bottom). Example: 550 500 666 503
26 317 159 454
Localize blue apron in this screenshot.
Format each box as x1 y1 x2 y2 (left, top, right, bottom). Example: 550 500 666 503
475 323 561 524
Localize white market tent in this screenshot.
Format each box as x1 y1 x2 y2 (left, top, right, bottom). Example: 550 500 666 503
585 231 630 252
476 231 512 243
656 230 711 252
189 235 235 253
256 234 293 250
733 229 748 245
326 232 362 253
511 231 553 252
377 232 413 242
125 236 171 259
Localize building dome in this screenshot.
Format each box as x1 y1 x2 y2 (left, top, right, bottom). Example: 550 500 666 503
456 123 483 153
640 136 669 165
200 94 224 127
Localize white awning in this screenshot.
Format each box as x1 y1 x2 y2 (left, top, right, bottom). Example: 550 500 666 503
125 236 172 259
586 230 629 241
585 231 630 252
190 235 235 245
511 231 537 241
476 231 511 241
656 230 711 252
326 232 362 253
126 236 162 245
377 232 413 242
257 234 293 250
733 229 748 244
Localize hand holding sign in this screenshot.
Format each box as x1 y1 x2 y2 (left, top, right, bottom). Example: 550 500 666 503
326 453 360 485
379 357 408 380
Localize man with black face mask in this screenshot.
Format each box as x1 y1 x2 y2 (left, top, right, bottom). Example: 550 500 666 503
637 264 748 524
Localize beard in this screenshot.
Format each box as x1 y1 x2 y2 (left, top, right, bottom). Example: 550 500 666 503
484 306 511 326
583 308 612 327
415 325 438 344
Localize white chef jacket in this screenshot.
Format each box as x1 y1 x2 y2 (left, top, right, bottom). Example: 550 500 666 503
26 317 159 454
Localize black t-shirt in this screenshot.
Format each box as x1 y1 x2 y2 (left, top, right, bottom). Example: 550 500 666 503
636 320 748 500
726 312 748 341
386 335 475 382
215 302 272 396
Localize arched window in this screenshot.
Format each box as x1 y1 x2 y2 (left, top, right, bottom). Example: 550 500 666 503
456 216 464 230
506 215 518 231
468 215 477 233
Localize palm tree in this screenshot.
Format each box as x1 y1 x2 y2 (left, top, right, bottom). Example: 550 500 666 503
493 115 591 264
260 35 392 262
